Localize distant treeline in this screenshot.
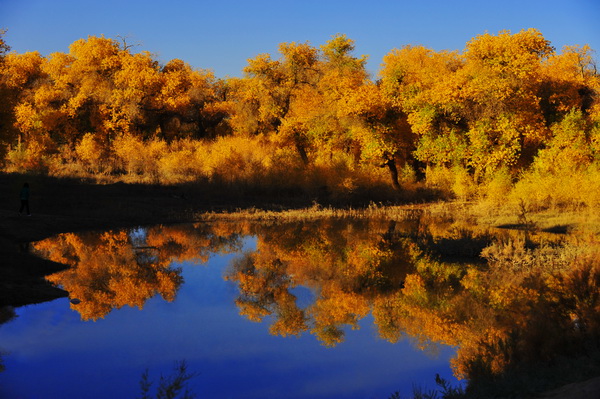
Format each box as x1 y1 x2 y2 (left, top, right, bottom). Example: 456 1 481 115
0 29 598 208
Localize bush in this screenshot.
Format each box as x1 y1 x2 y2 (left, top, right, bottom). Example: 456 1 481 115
5 139 52 173
76 133 106 173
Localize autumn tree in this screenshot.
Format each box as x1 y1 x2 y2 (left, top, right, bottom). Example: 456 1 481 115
149 58 224 140
34 223 245 320
226 251 309 337
379 28 599 186
298 34 369 165
458 29 556 176
2 35 227 173
540 44 598 123
0 28 13 150
1 50 49 168
2 30 598 200
227 41 320 165
225 219 412 345
380 44 464 172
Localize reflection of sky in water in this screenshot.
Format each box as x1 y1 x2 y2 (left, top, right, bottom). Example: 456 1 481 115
0 237 459 399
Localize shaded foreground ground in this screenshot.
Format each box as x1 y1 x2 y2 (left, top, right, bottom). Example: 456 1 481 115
1 172 599 398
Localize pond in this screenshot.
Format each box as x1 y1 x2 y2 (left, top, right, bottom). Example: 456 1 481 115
1 215 599 398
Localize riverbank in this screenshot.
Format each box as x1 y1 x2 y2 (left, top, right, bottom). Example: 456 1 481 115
2 171 600 307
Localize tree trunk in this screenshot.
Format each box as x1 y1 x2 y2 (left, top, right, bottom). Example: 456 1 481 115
384 158 401 191
295 142 309 166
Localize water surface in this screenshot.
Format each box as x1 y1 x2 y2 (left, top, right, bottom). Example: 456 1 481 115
2 215 597 398
0 219 460 399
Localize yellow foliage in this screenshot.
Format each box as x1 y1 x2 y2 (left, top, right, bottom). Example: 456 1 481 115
75 133 105 173
478 167 513 207
36 229 184 321
2 51 45 88
2 30 599 207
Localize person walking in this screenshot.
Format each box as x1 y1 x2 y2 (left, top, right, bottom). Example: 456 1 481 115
19 182 31 216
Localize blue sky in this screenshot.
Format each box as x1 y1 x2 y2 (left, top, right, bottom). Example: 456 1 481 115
1 0 599 78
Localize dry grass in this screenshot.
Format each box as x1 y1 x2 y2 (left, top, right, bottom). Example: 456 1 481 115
197 201 433 222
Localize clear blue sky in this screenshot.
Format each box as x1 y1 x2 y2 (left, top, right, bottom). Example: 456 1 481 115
1 0 599 78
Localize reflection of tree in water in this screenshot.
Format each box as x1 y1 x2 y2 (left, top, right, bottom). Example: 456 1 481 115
33 224 243 321
228 219 600 395
453 244 600 396
226 219 413 346
32 217 600 395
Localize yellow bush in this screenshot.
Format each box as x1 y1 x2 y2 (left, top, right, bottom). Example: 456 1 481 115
112 133 145 175
112 134 167 181
452 166 477 201
509 163 600 212
157 142 199 183
426 166 453 193
5 138 52 172
425 166 477 200
579 165 600 209
197 135 294 187
76 133 105 173
479 167 514 207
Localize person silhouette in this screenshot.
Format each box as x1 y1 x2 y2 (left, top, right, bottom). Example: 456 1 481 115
18 182 31 216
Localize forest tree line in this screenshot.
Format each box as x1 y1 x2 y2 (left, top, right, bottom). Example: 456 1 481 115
0 29 599 208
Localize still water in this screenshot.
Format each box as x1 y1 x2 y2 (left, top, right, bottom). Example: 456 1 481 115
3 215 597 398
0 219 461 399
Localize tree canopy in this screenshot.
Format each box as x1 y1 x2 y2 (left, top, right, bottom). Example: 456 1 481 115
0 29 598 204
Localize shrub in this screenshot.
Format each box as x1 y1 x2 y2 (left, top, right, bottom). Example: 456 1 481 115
75 133 106 173
5 139 52 172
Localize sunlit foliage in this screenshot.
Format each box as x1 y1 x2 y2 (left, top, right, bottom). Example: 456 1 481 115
0 29 599 208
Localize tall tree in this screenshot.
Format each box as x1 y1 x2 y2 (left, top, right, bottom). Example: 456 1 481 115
380 44 463 180
458 29 555 176
228 41 320 164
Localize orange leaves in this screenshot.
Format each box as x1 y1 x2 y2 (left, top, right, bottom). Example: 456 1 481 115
112 133 167 178
533 109 594 174
75 133 105 172
230 35 374 171
68 35 122 74
278 41 319 76
159 59 216 116
380 45 461 110
30 216 600 390
310 284 369 346
377 29 593 180
342 84 388 120
36 229 186 321
2 34 223 165
464 29 553 80
1 51 45 89
320 34 367 70
1 30 599 200
244 53 281 79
